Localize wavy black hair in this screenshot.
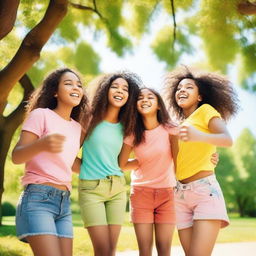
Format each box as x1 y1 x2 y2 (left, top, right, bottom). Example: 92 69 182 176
85 71 142 138
164 65 240 121
26 68 90 123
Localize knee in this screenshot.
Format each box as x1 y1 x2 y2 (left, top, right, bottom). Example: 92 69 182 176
155 243 171 255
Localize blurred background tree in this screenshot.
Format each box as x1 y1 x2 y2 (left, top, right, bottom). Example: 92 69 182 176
1 0 256 224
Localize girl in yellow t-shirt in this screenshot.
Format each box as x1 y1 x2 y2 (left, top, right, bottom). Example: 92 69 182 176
165 65 239 256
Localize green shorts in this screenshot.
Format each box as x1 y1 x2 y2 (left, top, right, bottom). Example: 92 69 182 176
78 175 127 227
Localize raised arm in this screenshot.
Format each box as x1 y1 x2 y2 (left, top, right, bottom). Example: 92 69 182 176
179 117 233 147
118 143 139 171
12 131 65 164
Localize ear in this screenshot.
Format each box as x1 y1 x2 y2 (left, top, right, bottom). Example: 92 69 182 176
54 93 58 97
198 95 202 102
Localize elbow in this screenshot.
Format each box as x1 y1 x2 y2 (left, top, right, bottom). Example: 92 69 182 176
11 154 20 165
224 137 233 147
11 150 23 164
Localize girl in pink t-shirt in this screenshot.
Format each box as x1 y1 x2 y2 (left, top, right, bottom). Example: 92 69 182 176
12 68 89 256
119 88 178 256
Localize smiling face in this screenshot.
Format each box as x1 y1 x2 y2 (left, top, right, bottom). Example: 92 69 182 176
108 77 129 108
137 88 159 116
175 78 202 115
55 71 83 108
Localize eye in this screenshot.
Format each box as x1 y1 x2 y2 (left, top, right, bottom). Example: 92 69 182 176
64 83 72 86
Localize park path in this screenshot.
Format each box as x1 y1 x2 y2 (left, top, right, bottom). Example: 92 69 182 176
116 242 256 256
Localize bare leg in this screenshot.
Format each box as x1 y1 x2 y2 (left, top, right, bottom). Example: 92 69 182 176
178 227 193 256
109 224 122 256
59 237 73 256
134 223 154 256
87 225 112 256
188 220 221 256
27 235 63 256
155 224 175 256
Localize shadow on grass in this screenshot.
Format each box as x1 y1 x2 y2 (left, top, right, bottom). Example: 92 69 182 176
0 225 16 237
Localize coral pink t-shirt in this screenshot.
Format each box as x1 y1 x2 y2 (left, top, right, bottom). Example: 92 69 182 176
21 108 81 190
124 125 177 188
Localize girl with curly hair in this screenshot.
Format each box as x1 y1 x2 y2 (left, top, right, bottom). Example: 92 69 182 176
118 87 178 256
78 71 141 256
12 68 90 256
164 65 239 256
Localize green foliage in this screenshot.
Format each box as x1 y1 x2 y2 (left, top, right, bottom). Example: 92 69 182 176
1 202 16 216
74 42 100 75
230 128 256 217
151 25 193 68
198 0 240 72
125 0 159 38
59 11 80 42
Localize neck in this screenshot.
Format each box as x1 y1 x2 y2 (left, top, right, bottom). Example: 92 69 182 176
104 105 120 123
142 114 159 130
53 105 73 121
183 105 199 118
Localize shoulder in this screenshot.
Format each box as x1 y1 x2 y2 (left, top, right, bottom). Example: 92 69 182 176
197 104 220 117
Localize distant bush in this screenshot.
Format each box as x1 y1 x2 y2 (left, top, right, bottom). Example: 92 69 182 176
2 201 16 216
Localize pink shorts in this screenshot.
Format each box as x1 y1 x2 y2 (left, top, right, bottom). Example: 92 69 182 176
174 175 229 230
130 186 176 224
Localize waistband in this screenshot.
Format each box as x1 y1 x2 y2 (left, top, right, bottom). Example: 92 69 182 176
25 184 70 196
80 175 124 182
176 174 217 191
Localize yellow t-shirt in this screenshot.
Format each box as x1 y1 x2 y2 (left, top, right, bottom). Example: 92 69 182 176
176 104 221 181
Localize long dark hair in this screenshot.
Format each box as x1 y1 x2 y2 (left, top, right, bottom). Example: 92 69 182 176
134 88 176 146
85 71 142 138
164 65 239 121
26 68 90 122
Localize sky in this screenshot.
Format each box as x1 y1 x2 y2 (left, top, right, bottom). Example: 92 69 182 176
89 33 256 141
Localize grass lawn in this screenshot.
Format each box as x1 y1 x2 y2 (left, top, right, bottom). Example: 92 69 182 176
0 213 256 256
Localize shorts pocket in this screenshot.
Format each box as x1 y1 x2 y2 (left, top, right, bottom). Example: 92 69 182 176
79 179 100 190
194 182 216 196
28 191 50 202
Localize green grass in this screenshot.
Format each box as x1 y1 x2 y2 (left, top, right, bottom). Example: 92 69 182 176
0 214 256 256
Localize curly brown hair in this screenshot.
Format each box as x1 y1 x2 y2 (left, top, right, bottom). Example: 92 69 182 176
85 71 142 138
26 68 90 123
164 65 240 121
134 88 176 145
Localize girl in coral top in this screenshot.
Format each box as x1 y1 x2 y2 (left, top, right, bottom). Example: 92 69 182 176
165 66 239 256
12 68 89 256
119 88 178 256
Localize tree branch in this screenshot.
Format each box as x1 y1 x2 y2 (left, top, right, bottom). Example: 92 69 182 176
238 1 256 15
6 74 34 127
0 0 20 40
170 0 177 50
0 0 68 114
70 1 106 21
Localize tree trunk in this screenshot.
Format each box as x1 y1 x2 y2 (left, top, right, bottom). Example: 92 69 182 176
238 1 256 15
0 75 34 225
0 0 19 40
0 0 68 113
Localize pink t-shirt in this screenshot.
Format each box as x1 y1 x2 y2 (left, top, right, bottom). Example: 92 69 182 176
124 125 177 188
21 108 81 190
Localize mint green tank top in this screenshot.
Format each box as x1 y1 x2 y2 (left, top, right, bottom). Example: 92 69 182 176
79 121 124 180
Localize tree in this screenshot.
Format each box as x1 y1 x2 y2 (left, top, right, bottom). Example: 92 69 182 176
231 128 256 216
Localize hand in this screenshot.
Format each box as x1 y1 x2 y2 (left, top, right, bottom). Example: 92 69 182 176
39 133 66 153
179 125 203 142
210 152 219 166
